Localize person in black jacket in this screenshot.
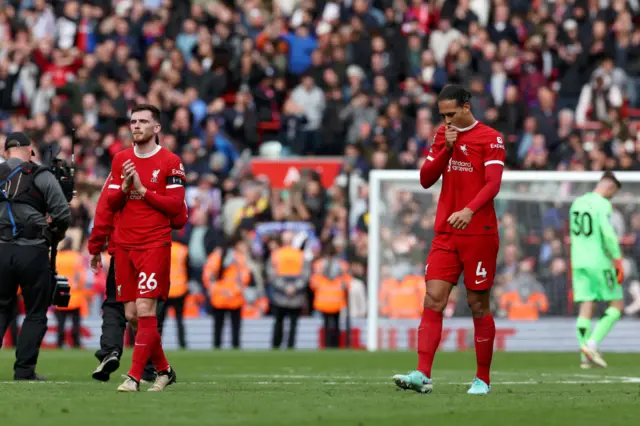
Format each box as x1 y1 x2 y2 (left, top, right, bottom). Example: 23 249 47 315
0 132 71 381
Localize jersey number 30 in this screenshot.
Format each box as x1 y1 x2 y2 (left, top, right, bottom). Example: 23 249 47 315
571 211 593 236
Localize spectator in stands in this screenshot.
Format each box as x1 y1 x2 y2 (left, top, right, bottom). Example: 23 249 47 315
498 259 549 320
540 257 570 316
575 71 624 126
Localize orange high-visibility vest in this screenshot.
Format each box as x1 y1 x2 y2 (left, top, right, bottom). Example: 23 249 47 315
204 249 251 309
202 250 251 288
310 275 349 314
271 246 304 276
169 242 189 298
499 291 549 320
211 278 245 310
242 296 269 319
183 293 203 318
379 275 424 319
55 250 88 314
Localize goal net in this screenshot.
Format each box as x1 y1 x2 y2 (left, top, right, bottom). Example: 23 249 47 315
366 170 640 352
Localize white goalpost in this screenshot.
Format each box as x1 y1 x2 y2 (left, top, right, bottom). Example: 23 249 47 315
366 170 640 352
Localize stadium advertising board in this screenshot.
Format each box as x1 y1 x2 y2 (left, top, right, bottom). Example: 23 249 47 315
249 158 343 189
6 318 640 352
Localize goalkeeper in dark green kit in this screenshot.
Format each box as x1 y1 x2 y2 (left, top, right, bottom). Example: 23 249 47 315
569 171 624 369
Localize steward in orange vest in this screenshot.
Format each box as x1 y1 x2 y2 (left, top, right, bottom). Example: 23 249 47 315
267 231 310 349
310 244 351 348
203 235 254 349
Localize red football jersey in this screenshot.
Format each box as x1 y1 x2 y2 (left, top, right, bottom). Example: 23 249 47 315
106 145 186 250
428 121 505 235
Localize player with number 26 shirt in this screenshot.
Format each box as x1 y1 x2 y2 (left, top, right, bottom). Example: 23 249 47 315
106 104 185 393
392 85 505 396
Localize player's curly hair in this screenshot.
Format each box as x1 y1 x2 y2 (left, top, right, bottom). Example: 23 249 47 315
437 84 472 107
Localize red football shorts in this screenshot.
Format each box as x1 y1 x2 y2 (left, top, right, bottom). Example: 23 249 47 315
114 245 171 302
425 233 499 290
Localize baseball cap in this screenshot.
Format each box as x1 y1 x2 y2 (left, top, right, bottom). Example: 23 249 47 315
4 132 32 150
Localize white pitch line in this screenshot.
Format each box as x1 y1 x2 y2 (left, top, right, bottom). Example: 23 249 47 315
2 378 640 386
570 373 640 382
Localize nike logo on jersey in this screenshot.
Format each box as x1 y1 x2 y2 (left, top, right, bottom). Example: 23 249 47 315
475 279 487 285
476 338 490 343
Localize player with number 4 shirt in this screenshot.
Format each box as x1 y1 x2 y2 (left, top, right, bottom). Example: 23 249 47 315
393 85 506 396
106 104 186 393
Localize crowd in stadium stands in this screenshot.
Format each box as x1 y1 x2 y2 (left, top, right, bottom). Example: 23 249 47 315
2 0 640 346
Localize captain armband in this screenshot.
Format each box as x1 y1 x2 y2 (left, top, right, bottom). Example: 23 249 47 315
166 176 185 187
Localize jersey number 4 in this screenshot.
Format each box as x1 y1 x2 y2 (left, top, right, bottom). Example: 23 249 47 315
571 211 593 236
138 272 158 292
476 261 487 279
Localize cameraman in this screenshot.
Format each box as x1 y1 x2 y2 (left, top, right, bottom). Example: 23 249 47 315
0 132 71 381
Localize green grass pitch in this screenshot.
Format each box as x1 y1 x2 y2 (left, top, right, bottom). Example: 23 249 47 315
1 350 639 425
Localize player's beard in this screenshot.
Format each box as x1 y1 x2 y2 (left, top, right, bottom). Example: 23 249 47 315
133 132 154 146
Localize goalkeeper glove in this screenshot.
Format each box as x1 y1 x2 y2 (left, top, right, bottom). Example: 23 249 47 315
614 258 624 284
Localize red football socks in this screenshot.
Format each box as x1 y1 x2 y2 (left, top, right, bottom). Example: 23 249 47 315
417 308 443 378
127 316 156 381
473 314 496 385
128 316 169 381
148 316 170 373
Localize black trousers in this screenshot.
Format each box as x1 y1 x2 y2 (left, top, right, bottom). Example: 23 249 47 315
323 313 341 348
158 295 187 349
94 256 164 374
271 306 301 349
213 308 241 349
0 244 53 378
55 308 81 348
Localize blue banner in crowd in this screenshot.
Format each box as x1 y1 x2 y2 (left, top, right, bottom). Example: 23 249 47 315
252 222 321 256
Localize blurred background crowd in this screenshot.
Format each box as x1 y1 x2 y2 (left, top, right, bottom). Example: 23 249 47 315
2 0 640 348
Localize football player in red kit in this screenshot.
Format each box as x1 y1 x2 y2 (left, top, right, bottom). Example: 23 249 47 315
393 85 505 395
88 172 187 383
106 104 186 392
